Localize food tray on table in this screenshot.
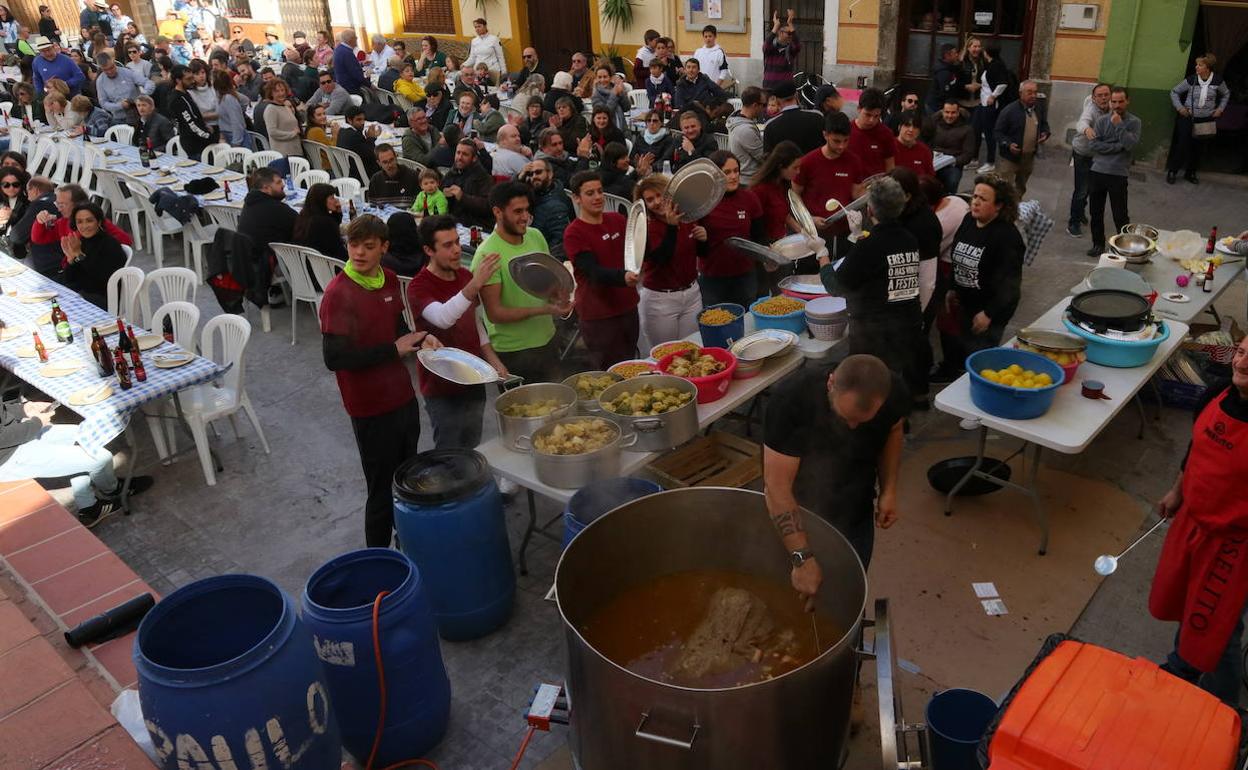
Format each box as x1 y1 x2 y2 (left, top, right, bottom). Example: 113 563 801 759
647 431 762 489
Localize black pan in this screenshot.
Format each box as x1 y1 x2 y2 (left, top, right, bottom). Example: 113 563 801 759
1067 289 1151 333
927 457 1013 496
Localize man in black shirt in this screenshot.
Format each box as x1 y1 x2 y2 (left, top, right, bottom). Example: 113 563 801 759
441 139 494 229
169 63 214 159
368 144 421 201
336 105 383 181
238 167 298 278
763 80 824 154
132 95 174 151
764 354 909 604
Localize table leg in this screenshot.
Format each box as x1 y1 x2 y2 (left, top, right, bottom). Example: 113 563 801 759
518 488 537 576
944 425 988 515
116 425 139 514
1133 394 1147 440
1025 443 1048 555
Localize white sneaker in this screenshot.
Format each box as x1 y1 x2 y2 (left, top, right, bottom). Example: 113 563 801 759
976 163 995 174
959 417 982 431
497 476 520 496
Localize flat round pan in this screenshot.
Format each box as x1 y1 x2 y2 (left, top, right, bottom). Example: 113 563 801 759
927 457 1012 496
623 200 648 273
726 236 787 266
507 251 575 300
787 189 819 239
669 159 726 222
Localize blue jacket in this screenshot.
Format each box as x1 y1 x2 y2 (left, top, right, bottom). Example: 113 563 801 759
32 53 85 96
994 99 1049 162
333 43 367 94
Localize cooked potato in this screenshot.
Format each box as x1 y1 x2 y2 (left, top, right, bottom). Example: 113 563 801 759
574 374 617 400
665 352 726 378
603 386 694 416
534 418 616 454
501 398 564 417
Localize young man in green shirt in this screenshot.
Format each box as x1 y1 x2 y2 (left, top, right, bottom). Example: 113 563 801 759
470 180 571 383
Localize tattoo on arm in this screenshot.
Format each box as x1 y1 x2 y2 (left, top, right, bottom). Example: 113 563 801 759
770 508 805 538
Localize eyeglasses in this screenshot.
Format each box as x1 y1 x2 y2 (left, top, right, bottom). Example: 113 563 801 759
1 182 21 188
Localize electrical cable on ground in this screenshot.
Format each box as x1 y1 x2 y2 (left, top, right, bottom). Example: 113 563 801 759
365 590 441 770
509 725 538 770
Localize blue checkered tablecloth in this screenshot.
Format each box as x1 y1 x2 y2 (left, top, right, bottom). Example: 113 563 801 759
0 255 224 452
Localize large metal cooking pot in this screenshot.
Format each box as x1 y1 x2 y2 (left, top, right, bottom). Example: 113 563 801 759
596 375 699 452
517 417 637 489
562 371 623 416
556 487 865 769
494 383 576 451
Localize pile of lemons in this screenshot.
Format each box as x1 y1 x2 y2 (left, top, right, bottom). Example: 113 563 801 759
980 363 1054 389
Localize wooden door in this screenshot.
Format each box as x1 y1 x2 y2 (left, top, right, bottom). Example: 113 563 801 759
275 0 331 39
528 0 590 64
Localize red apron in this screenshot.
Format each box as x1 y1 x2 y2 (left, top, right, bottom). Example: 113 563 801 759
1149 387 1248 672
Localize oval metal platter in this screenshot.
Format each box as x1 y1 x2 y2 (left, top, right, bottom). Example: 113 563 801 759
418 347 502 385
623 200 648 273
669 158 727 222
507 251 575 300
778 274 828 296
787 189 820 239
725 236 788 266
731 329 798 361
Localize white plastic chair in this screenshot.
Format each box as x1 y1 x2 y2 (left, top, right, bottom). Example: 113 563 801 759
183 216 217 281
105 124 135 145
244 150 283 173
397 158 427 175
217 146 250 169
328 145 369 182
287 156 310 180
629 90 650 112
176 314 270 485
28 136 58 177
7 126 31 155
603 193 630 216
126 179 185 269
249 131 270 151
122 244 134 267
295 170 329 189
331 177 361 205
203 204 241 230
91 169 144 250
149 300 200 349
105 265 143 319
165 136 186 157
728 97 743 112
396 273 415 330
139 267 198 326
713 133 730 150
270 243 323 345
302 140 329 171
304 252 344 294
200 142 233 167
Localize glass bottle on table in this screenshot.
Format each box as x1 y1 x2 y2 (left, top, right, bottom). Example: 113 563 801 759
50 299 72 343
130 347 147 382
140 138 152 168
114 348 131 390
162 315 174 344
32 330 48 362
96 333 114 376
126 324 139 356
116 318 131 353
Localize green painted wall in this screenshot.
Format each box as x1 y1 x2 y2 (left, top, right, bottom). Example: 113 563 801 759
1099 0 1199 158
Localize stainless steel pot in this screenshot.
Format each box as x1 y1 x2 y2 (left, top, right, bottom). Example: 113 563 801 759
562 371 624 416
596 375 699 452
495 383 577 451
556 488 865 770
517 417 637 489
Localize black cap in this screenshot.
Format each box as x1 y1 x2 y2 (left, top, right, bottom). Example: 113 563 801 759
772 81 797 100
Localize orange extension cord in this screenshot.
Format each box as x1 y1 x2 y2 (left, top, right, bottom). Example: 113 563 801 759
364 590 440 770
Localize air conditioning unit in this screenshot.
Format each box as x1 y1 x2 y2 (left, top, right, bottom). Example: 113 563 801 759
1059 3 1100 30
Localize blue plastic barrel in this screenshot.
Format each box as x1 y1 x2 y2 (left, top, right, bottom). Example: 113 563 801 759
925 688 998 770
302 548 451 765
134 575 341 770
563 477 662 548
393 449 515 640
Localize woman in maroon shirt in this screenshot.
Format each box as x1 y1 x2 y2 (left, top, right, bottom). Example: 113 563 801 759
697 150 767 308
635 174 703 345
750 140 804 242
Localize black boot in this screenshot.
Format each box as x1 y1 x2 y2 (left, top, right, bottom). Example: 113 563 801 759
1186 173 1199 184
1166 170 1176 184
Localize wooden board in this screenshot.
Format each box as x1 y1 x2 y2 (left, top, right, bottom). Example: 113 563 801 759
648 431 761 489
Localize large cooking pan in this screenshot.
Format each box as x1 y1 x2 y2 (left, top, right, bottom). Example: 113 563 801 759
556 487 866 769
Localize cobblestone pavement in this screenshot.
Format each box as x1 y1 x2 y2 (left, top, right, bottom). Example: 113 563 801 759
86 149 1247 769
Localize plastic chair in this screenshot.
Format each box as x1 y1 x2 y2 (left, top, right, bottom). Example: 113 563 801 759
271 243 324 344
217 146 250 169
7 126 31 155
287 156 310 180
105 265 143 319
603 193 630 216
249 131 270 151
201 142 233 167
244 150 283 172
303 252 344 294
91 169 144 250
149 300 200 349
78 142 105 200
176 314 270 486
629 89 650 112
328 145 369 182
302 140 329 171
331 177 361 205
126 179 186 269
397 158 427 175
0 101 12 117
396 273 415 330
728 97 743 112
122 244 134 267
203 204 241 230
165 136 186 157
104 124 134 145
28 136 58 177
713 133 729 150
295 170 329 189
183 216 217 281
139 267 198 326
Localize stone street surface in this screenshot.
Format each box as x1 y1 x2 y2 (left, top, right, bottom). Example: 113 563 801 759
90 148 1246 769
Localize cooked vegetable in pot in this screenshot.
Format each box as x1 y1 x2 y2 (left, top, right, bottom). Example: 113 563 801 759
534 419 617 455
603 386 694 416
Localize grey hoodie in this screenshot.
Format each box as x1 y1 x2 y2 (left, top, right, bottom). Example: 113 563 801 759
726 111 764 185
1072 94 1109 157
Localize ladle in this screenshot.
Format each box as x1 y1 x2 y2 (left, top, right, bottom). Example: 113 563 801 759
1093 518 1169 575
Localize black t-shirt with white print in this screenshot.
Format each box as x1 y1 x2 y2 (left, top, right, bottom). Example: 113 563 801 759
831 221 922 322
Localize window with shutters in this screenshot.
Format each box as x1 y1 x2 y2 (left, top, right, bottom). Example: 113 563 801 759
401 0 455 33
224 0 252 18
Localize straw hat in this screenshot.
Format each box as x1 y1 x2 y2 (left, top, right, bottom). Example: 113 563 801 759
33 35 54 51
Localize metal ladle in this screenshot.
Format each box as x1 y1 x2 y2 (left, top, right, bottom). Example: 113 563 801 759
1093 518 1169 575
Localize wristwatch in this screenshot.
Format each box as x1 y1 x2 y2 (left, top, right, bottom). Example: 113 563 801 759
790 549 814 568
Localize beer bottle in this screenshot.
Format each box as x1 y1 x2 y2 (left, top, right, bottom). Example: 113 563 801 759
90 327 102 365
97 334 115 376
130 347 146 382
126 324 139 355
32 331 48 363
51 299 73 344
162 315 175 344
1206 226 1218 255
348 199 358 219
223 179 231 199
470 226 481 247
114 348 132 390
116 319 131 353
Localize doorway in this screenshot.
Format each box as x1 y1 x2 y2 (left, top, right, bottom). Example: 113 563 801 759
770 2 824 78
895 0 1035 88
528 0 591 65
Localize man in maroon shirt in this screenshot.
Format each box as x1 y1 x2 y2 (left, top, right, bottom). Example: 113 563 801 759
848 88 896 177
892 112 935 178
794 111 866 252
408 215 507 449
564 170 640 368
320 215 441 547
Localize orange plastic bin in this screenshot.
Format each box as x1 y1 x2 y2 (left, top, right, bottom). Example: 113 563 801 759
985 639 1240 769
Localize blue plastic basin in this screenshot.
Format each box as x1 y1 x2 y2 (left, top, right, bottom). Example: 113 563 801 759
749 297 808 335
698 303 746 348
965 348 1064 420
1061 317 1170 368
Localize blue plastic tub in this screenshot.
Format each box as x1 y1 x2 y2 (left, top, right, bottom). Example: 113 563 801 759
562 477 662 549
698 303 746 348
134 575 342 770
965 348 1064 420
749 297 808 335
925 688 998 770
302 549 451 766
1062 317 1170 368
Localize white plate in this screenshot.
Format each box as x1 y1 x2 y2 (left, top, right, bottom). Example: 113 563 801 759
202 190 225 201
135 334 164 351
0 263 26 277
128 168 151 177
0 326 24 341
68 384 112 405
176 159 199 167
730 329 798 361
152 353 193 368
18 291 57 303
777 274 828 296
1215 240 1240 256
1161 292 1190 303
39 361 85 377
623 200 647 274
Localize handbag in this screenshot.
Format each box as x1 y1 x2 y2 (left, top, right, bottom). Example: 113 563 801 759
1192 120 1217 137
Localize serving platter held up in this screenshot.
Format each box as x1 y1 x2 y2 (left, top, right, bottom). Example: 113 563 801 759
668 158 727 222
507 252 575 301
623 200 648 273
418 347 521 387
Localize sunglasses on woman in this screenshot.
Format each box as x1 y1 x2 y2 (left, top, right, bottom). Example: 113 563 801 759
1 181 22 188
